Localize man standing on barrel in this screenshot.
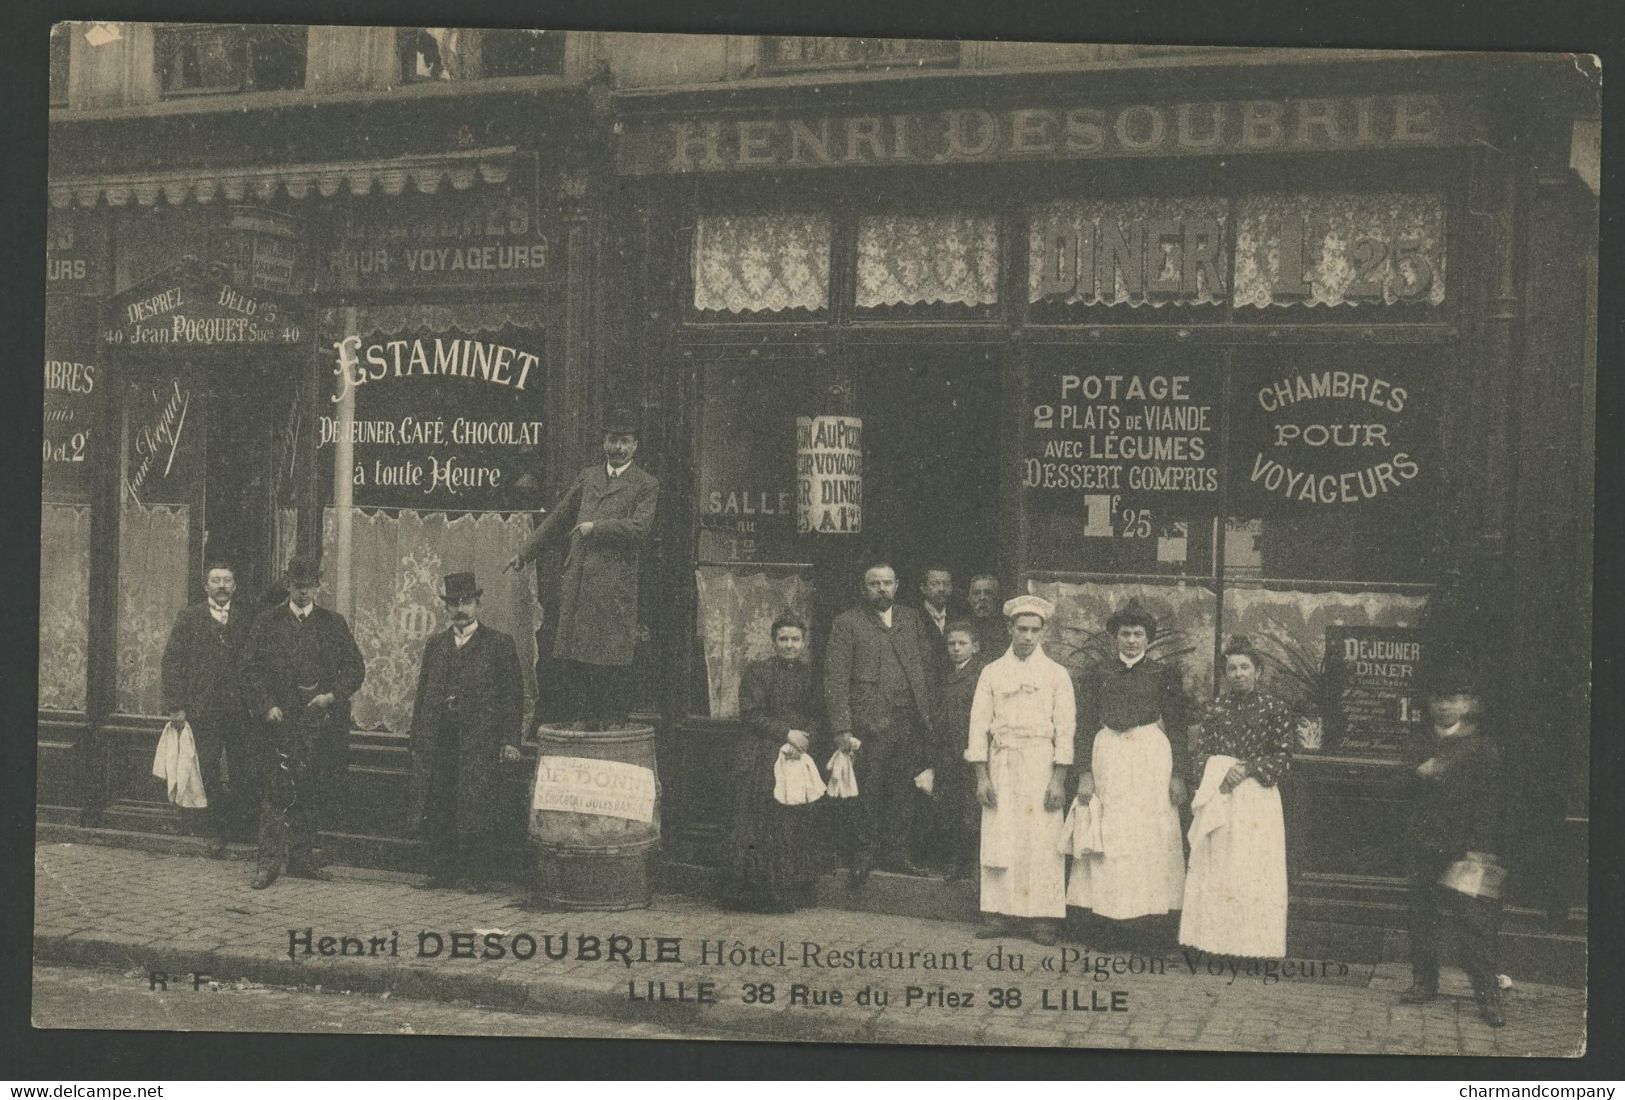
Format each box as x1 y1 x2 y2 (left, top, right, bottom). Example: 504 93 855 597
243 555 366 890
409 572 525 890
506 408 659 729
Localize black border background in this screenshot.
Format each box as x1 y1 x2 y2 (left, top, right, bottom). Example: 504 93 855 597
4 0 1619 1081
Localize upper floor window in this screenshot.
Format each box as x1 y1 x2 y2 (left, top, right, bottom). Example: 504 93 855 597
398 28 565 83
156 24 306 97
758 36 958 74
49 24 70 106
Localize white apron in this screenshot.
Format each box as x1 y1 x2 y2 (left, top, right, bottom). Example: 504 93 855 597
1179 754 1288 958
980 731 1067 918
1066 723 1184 919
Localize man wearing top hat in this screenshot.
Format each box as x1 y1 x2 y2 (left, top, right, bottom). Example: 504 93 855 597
506 408 659 729
409 572 526 890
965 594 1075 945
242 555 366 890
1066 598 1190 946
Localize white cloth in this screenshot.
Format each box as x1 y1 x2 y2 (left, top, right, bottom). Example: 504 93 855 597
151 720 208 809
965 646 1075 918
1179 754 1287 958
773 746 826 806
1058 797 1106 857
825 749 859 798
1067 722 1185 919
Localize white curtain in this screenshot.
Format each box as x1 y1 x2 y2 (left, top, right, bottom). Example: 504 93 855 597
38 503 91 711
116 503 192 715
856 214 999 307
695 565 814 718
320 507 543 734
692 214 831 313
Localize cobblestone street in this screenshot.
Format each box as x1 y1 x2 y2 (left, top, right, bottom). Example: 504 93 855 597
32 842 1586 1056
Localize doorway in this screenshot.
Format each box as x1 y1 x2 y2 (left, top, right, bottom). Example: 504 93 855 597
202 359 297 608
859 351 1003 603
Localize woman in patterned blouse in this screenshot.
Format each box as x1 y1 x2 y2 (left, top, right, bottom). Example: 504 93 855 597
1178 635 1294 959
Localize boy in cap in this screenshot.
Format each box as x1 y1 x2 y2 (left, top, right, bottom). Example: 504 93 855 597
966 594 1074 945
408 572 525 890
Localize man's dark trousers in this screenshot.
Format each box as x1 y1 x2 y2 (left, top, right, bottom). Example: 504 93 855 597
257 708 343 875
1409 846 1501 995
852 705 922 870
422 715 498 882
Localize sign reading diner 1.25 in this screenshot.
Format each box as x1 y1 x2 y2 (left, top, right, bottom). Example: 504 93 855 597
1023 364 1220 525
1323 625 1426 757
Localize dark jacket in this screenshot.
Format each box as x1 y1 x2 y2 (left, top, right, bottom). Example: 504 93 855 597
822 604 934 742
932 656 985 774
242 603 367 737
160 601 252 721
408 624 525 837
517 462 659 668
1077 656 1190 779
1408 732 1502 859
735 657 820 805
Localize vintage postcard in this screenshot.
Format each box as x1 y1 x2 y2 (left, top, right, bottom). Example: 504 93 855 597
33 17 1598 1056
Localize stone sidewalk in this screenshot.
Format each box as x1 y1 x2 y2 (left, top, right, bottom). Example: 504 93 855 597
32 842 1586 1056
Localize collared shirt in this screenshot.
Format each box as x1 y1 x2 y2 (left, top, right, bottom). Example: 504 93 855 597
924 603 948 635
878 606 894 629
453 621 480 648
209 601 231 625
288 601 312 622
965 645 1076 762
606 460 632 479
1119 652 1146 670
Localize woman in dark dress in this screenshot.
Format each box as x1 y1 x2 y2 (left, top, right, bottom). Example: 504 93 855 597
722 614 823 913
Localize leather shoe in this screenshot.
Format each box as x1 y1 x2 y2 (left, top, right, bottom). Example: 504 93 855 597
250 868 279 890
1476 995 1506 1028
1399 983 1437 1005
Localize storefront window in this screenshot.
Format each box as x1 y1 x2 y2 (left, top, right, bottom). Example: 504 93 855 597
40 301 98 712
156 24 307 97
115 375 198 716
855 213 999 310
398 28 564 82
691 214 831 315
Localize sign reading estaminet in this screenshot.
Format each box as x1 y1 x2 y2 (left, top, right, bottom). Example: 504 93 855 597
531 755 657 824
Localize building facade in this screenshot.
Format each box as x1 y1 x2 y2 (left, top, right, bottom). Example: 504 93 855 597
41 25 1597 963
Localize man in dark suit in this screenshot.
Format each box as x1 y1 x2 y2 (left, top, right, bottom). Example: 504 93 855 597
160 560 255 853
243 555 366 890
409 572 525 890
966 573 1010 660
914 563 956 679
823 561 936 886
507 408 658 729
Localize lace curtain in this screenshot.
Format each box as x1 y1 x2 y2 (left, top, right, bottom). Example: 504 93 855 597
320 508 543 734
855 214 999 307
38 503 91 711
116 503 192 716
1027 198 1229 307
1234 192 1447 308
695 565 814 718
692 214 831 313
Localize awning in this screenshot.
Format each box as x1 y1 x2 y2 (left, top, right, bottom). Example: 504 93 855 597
49 146 517 210
319 301 543 337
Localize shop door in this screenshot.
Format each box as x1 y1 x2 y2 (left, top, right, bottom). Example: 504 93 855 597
858 349 1002 602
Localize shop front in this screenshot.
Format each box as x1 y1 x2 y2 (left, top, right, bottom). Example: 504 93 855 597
612 63 1592 953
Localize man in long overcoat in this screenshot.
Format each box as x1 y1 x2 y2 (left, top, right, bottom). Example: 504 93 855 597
823 561 936 886
243 555 366 890
160 560 255 852
507 408 658 728
409 572 525 889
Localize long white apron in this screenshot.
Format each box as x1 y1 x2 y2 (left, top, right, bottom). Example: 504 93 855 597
980 733 1067 919
1179 755 1288 958
1066 723 1185 919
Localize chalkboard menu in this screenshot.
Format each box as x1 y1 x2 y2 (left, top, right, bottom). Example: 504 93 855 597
1324 625 1427 757
319 325 546 511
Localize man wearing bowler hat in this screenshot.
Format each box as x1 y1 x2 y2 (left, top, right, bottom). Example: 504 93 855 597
243 555 366 890
409 572 526 890
506 407 659 728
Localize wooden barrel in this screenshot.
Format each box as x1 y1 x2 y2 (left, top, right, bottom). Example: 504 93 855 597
527 722 661 910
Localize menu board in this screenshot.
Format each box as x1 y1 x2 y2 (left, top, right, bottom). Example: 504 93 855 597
1323 625 1427 757
320 326 546 511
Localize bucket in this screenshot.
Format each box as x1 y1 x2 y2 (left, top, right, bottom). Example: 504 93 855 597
527 722 661 910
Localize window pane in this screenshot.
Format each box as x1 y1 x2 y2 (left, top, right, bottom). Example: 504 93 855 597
49 25 69 106
856 214 999 308
694 564 814 719
692 214 831 314
479 29 564 77
39 503 90 711
1028 197 1229 309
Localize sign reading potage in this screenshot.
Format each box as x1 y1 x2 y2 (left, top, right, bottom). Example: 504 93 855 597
1324 625 1427 757
322 327 546 510
796 415 863 534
